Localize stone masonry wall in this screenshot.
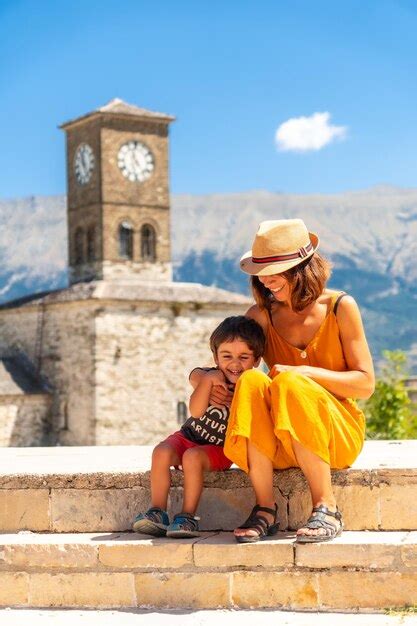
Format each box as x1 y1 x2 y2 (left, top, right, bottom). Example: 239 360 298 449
94 303 242 445
66 114 171 285
102 204 171 270
0 307 39 365
0 395 51 446
101 260 172 282
0 303 96 445
40 303 96 445
100 119 170 208
0 297 247 446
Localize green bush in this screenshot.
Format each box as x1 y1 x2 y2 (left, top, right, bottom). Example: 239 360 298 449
363 350 417 439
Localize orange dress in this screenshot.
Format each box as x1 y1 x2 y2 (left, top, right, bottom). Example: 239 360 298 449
224 292 365 472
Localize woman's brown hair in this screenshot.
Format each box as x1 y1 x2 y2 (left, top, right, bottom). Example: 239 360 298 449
251 253 332 313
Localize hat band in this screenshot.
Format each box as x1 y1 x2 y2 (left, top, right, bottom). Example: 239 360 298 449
252 241 313 264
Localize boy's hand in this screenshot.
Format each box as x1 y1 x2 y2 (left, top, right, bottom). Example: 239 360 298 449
189 367 234 417
205 369 234 407
205 368 227 386
209 385 234 407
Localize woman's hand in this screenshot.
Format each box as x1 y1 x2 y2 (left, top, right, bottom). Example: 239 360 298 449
268 363 311 378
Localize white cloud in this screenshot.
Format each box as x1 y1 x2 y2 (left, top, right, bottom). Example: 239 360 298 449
275 112 347 152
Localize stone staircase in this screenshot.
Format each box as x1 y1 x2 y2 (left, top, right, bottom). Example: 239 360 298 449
0 441 416 611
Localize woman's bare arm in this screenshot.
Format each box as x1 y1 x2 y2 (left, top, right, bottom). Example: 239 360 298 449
245 304 269 332
270 296 375 400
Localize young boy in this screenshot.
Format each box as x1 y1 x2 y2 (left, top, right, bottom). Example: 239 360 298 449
132 315 265 538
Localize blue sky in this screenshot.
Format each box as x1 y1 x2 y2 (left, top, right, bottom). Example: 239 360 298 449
1 0 417 197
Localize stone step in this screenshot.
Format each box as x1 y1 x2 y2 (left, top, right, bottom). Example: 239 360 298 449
0 441 416 533
0 609 416 626
0 531 416 610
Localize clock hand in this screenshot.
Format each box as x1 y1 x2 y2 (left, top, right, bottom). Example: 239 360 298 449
81 151 88 173
133 151 141 169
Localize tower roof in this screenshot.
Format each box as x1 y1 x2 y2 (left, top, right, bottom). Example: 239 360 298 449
0 281 251 310
0 357 49 395
60 98 176 130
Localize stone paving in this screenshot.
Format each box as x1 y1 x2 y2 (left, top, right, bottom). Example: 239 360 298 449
0 441 416 612
1 441 416 533
0 609 416 625
1 440 415 474
0 531 416 610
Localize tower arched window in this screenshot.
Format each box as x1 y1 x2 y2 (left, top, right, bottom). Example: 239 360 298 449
141 224 156 262
74 227 84 265
86 226 96 262
118 221 134 260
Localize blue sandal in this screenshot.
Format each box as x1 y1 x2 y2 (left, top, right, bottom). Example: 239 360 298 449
132 507 169 536
166 512 201 538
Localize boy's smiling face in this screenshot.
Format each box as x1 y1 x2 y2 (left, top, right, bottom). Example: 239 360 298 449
214 338 261 384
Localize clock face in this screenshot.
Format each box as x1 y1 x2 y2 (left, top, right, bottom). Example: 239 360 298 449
117 141 154 182
74 143 95 185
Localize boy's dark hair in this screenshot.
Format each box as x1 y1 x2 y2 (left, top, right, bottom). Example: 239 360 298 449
209 315 265 359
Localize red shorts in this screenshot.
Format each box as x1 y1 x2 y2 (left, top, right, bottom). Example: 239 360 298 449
161 430 233 471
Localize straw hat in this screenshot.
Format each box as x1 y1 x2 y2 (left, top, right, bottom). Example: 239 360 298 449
240 219 319 276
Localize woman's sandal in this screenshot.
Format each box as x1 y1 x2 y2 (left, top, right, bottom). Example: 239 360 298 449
235 503 279 544
295 504 343 543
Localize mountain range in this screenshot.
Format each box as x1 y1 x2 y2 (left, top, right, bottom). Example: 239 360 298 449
1 187 417 370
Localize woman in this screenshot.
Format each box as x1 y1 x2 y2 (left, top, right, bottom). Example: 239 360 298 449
219 219 375 543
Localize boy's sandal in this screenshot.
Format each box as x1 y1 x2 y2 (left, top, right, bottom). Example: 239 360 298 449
166 512 201 538
295 505 343 543
132 507 169 536
235 503 279 544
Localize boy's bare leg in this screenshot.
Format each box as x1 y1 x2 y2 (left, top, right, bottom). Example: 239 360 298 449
181 447 211 515
151 443 181 510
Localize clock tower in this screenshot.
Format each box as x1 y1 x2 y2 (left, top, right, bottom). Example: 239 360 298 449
60 98 175 284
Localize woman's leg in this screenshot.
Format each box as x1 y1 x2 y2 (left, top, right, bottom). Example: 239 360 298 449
224 369 278 539
268 371 354 539
224 369 276 473
234 440 276 539
291 438 340 538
